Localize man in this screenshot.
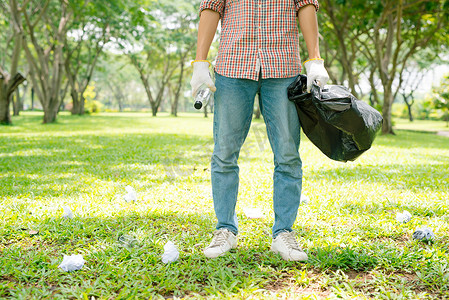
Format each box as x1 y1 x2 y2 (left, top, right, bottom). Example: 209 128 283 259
190 0 329 261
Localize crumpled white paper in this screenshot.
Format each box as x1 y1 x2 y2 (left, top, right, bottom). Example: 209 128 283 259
161 241 179 263
396 210 412 223
62 206 74 219
412 227 435 241
242 207 264 219
58 254 85 272
301 194 310 205
124 185 137 202
118 234 138 247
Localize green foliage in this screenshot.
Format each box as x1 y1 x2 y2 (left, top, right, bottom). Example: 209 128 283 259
0 113 448 298
84 100 103 113
82 83 102 113
392 103 409 119
392 97 442 121
432 75 449 125
415 97 435 120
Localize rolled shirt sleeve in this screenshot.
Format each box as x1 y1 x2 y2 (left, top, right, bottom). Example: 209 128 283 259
294 0 319 11
199 0 225 18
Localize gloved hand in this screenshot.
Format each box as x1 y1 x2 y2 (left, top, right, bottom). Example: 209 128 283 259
190 61 216 97
304 59 329 92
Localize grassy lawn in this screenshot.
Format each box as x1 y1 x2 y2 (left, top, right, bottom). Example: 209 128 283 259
393 118 449 132
1 112 448 299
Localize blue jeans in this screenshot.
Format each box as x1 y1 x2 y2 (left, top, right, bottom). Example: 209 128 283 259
211 72 302 238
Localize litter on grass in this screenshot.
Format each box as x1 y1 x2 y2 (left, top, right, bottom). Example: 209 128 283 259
242 207 264 219
124 185 137 202
161 241 179 263
58 254 85 272
301 194 309 205
396 210 412 223
118 234 138 248
412 227 435 241
62 206 74 219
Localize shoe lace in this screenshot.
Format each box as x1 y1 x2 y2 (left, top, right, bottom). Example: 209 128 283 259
281 231 300 250
210 230 229 247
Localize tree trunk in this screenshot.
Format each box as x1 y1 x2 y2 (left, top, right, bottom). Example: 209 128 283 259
171 55 186 117
71 90 80 115
381 87 395 134
171 101 178 117
13 89 21 116
31 88 35 110
117 96 123 112
402 94 414 122
254 105 261 119
141 77 160 117
404 99 414 122
0 73 26 125
368 69 380 107
43 98 59 123
80 95 85 114
20 83 28 111
0 88 11 125
58 80 69 113
170 82 178 117
71 90 85 115
150 101 158 116
1 3 24 124
407 104 414 122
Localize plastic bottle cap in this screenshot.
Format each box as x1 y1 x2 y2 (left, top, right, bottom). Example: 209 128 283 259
194 101 203 109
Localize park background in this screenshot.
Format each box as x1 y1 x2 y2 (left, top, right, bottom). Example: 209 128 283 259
1 0 449 299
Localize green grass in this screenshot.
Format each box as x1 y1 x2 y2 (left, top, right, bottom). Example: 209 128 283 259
393 118 449 132
1 112 448 299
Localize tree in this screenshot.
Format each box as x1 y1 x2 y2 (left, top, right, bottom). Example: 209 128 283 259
166 2 198 117
355 0 448 134
398 61 428 122
0 0 26 125
319 0 372 98
96 54 138 111
116 0 169 116
399 76 422 122
64 1 123 115
12 84 24 115
10 0 72 123
113 0 200 116
319 0 449 134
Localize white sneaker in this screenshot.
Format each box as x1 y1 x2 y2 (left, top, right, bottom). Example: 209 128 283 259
203 228 237 258
271 231 308 262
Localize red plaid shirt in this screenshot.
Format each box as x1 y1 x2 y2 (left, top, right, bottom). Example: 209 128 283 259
199 0 319 80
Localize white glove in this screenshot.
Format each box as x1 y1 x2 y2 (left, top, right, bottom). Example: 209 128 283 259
190 61 216 97
304 59 329 92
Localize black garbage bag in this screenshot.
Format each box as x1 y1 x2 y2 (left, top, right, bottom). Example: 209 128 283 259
287 74 383 162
